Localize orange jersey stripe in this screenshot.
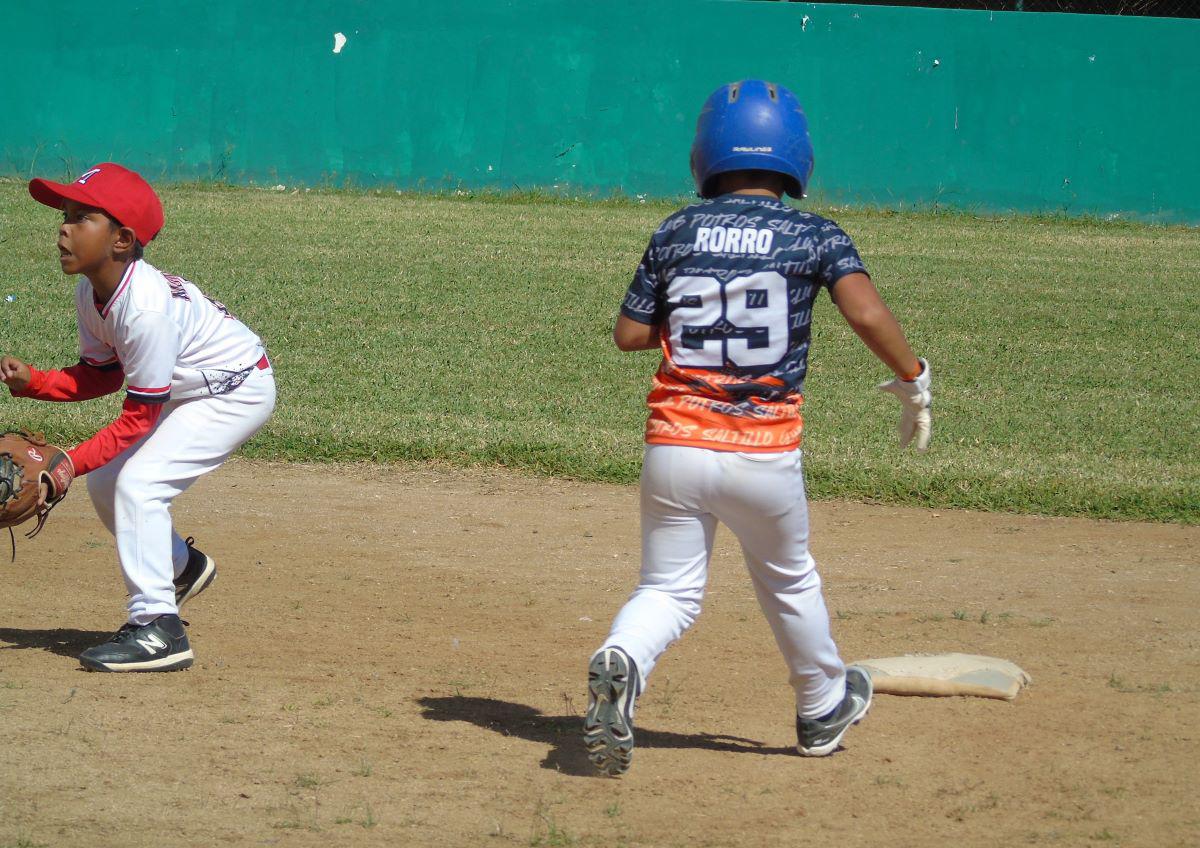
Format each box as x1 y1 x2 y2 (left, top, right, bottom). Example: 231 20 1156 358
643 358 804 452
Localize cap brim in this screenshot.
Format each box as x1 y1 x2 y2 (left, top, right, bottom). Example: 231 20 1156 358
28 178 103 212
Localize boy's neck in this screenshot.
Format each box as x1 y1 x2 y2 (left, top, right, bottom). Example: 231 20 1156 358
86 257 135 301
712 169 788 200
730 188 783 199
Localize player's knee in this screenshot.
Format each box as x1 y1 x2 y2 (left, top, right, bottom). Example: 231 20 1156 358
637 585 703 622
113 465 169 503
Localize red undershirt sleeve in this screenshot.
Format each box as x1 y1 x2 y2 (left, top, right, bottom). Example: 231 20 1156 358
12 362 126 402
66 398 164 476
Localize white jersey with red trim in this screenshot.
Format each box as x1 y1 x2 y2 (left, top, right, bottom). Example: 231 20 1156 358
76 259 266 403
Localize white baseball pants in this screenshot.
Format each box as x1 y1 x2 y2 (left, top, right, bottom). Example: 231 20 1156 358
86 367 276 625
599 444 846 718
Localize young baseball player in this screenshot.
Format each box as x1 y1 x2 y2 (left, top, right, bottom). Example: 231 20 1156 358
583 80 933 775
0 163 275 672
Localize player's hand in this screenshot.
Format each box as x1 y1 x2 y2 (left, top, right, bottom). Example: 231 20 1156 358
877 359 932 451
0 356 32 393
36 452 73 507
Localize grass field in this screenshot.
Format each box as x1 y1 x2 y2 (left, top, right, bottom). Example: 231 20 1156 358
1 180 1196 522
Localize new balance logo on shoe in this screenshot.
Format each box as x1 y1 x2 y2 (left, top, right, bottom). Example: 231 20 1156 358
136 632 168 654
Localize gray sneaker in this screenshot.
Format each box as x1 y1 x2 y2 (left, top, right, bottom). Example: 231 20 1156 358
796 666 873 757
583 647 639 776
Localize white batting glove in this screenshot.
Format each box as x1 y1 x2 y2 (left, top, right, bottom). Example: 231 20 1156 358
877 359 932 452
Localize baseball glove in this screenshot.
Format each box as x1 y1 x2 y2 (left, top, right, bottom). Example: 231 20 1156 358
0 431 74 544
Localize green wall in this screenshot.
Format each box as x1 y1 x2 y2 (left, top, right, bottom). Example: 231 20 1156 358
3 1 1197 222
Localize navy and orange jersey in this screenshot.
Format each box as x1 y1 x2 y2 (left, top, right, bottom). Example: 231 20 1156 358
621 194 868 452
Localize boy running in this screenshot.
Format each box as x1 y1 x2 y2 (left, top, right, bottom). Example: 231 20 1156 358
584 81 932 775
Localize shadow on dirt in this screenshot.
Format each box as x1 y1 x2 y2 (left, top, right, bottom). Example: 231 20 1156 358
0 627 110 659
418 695 794 777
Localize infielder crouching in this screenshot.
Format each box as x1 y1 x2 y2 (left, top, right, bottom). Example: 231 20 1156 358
584 81 933 775
1 163 275 672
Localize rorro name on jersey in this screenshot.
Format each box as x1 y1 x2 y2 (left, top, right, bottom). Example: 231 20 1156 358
693 226 774 255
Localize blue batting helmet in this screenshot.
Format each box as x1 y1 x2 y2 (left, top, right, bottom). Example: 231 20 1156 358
689 80 815 199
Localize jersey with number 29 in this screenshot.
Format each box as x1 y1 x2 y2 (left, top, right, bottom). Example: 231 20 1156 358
621 194 867 452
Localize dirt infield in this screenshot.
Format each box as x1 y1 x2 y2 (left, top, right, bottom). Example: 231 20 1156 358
1 461 1196 848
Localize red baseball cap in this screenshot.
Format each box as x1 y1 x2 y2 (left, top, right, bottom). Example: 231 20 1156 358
29 163 164 244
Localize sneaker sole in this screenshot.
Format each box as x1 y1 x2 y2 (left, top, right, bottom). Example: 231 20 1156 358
80 649 195 673
176 555 217 609
797 671 874 757
584 649 635 777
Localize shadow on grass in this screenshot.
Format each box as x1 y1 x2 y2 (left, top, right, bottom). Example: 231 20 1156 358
0 627 109 659
417 695 794 778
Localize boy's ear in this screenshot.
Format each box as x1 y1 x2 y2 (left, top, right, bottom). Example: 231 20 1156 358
112 224 139 256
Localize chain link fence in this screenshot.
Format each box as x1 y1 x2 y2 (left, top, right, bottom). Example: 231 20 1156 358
777 0 1198 16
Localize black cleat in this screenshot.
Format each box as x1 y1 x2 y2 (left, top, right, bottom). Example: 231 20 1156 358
174 537 216 609
79 615 194 672
796 665 872 756
584 647 639 776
